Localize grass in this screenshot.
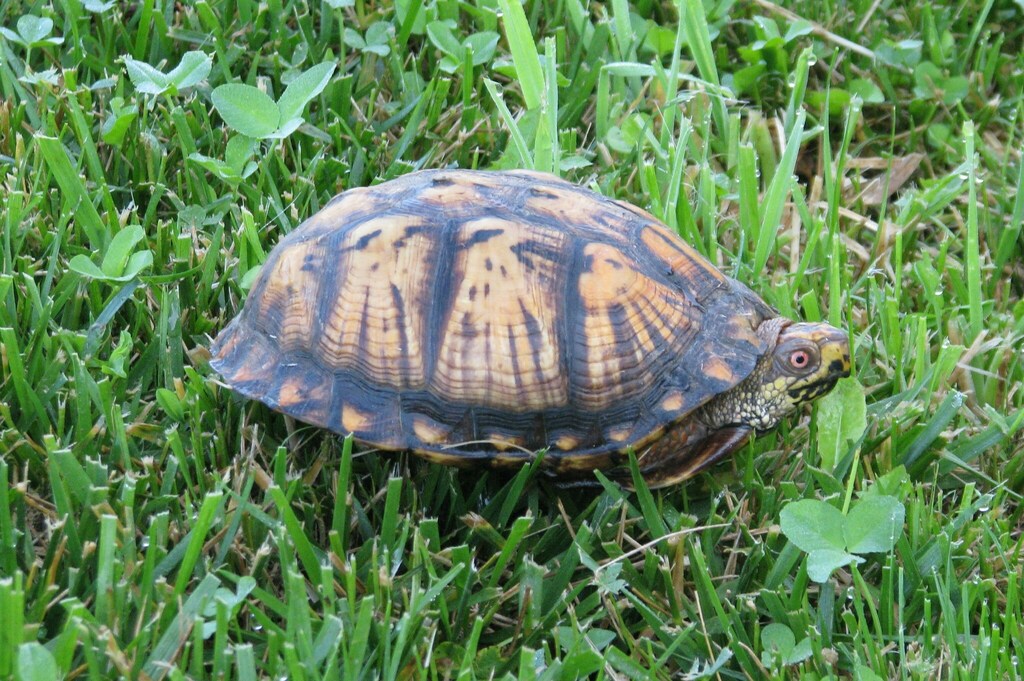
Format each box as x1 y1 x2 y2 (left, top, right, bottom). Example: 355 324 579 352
1 0 1023 678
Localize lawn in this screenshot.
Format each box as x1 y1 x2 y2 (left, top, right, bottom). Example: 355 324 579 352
1 0 1023 679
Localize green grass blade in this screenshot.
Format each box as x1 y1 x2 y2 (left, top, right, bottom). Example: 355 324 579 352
754 110 805 275
680 0 727 144
268 486 324 582
484 78 532 167
0 575 25 677
0 461 13 576
143 574 221 680
736 143 759 270
34 136 109 249
94 515 118 626
173 491 224 596
332 434 354 552
994 151 1024 268
496 0 543 110
1 327 48 431
963 121 983 339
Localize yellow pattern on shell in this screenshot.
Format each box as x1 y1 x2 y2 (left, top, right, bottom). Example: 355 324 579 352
318 215 432 385
575 242 698 409
432 218 569 410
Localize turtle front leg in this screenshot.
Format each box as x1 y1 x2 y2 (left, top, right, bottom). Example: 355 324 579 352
615 421 755 489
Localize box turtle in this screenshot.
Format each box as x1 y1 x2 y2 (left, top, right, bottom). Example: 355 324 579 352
211 169 850 488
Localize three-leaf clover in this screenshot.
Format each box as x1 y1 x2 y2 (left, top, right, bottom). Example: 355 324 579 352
124 51 213 96
343 21 393 57
760 623 813 668
68 225 153 282
426 21 499 73
0 14 64 50
780 495 905 583
201 577 257 638
188 135 259 186
210 61 336 140
913 62 969 105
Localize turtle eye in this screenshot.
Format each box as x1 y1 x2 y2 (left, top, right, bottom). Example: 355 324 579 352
789 349 811 370
776 342 820 376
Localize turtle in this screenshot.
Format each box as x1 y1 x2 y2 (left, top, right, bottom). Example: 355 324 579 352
210 169 851 489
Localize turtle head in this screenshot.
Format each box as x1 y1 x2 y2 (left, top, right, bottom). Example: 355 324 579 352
700 319 851 432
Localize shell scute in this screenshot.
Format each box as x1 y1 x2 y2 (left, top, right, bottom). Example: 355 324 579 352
572 241 701 410
433 217 568 411
316 214 433 386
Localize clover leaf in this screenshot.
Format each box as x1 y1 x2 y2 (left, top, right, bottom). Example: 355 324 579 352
211 62 335 140
0 14 64 50
125 51 212 96
188 135 259 186
426 21 500 73
68 225 153 282
342 21 393 57
760 623 813 668
780 496 905 583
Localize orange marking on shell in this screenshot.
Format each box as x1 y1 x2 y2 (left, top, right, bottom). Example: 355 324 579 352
341 403 372 433
433 218 569 410
555 435 581 451
660 391 685 412
488 433 524 451
553 451 618 472
212 324 241 359
607 426 633 443
416 176 489 208
727 316 761 346
318 215 431 385
523 188 627 243
491 453 530 468
414 449 469 467
218 333 276 384
256 240 324 351
275 376 307 407
575 242 697 409
300 187 379 238
412 416 449 445
703 356 736 383
225 363 261 383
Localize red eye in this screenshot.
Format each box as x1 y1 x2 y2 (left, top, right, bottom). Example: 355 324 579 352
790 350 810 369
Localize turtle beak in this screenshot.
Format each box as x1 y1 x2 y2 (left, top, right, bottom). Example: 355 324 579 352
815 325 851 380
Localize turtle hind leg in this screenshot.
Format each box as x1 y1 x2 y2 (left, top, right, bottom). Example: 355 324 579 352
610 424 755 490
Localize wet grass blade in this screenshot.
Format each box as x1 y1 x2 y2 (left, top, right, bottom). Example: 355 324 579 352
963 121 983 339
754 110 804 275
35 136 109 249
496 0 543 110
680 0 727 144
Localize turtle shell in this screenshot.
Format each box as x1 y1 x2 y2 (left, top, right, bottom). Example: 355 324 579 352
211 169 776 475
